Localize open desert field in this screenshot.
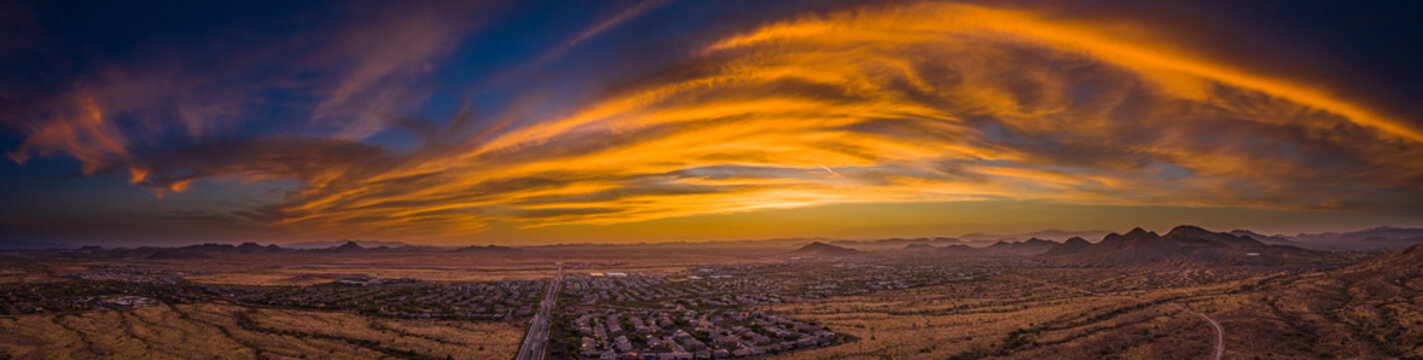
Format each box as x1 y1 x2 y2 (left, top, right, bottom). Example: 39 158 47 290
3 228 1423 359
767 260 1423 359
0 302 522 360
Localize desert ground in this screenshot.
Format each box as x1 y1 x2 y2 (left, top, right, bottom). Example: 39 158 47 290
2 228 1421 359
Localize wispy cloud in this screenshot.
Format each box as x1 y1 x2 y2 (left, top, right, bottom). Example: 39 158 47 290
308 1 492 140
227 3 1422 238
3 1 496 174
473 0 674 93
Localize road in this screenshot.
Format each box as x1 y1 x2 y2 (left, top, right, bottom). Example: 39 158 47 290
514 263 562 360
1171 303 1224 360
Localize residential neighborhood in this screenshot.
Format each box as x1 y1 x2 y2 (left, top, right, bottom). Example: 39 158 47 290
561 307 840 359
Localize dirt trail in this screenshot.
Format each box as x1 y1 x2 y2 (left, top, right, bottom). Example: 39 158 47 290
1171 303 1224 360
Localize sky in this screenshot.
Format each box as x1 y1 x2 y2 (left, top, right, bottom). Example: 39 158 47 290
2 0 1422 246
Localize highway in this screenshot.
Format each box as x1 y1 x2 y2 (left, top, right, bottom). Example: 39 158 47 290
514 263 562 360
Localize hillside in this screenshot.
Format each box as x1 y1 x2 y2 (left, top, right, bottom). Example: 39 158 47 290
1233 242 1423 357
1040 237 1091 256
1347 241 1423 277
959 229 1112 244
902 243 935 250
1044 225 1321 265
281 239 416 249
1288 226 1423 250
333 241 364 252
982 238 1059 256
792 242 859 257
1228 230 1296 245
454 245 521 253
937 244 981 255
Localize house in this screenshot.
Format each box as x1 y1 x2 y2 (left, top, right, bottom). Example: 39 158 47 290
614 336 634 352
337 276 381 286
98 295 157 308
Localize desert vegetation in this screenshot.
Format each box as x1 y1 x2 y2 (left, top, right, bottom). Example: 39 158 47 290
0 302 520 359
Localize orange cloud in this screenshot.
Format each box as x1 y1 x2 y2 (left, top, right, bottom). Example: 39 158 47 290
10 2 1422 241
706 3 1423 142
6 96 128 174
226 2 1423 239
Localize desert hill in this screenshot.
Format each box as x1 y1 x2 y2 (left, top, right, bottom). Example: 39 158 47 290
1347 241 1423 277
1228 229 1296 245
1040 236 1091 256
235 242 284 253
958 229 1112 245
454 245 521 253
792 242 859 256
1286 226 1423 250
281 239 416 249
829 237 963 250
982 238 1059 256
936 244 980 255
333 241 364 252
902 243 935 250
1249 242 1423 357
1044 225 1321 265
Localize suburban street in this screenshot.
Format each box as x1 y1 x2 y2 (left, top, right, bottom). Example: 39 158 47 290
515 263 563 360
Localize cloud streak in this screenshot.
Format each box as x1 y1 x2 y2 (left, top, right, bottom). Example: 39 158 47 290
2 1 495 174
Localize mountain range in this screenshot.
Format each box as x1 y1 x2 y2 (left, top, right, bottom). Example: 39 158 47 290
1042 225 1323 265
981 238 1060 256
1283 227 1423 250
280 239 418 249
958 229 1113 244
4 225 1418 263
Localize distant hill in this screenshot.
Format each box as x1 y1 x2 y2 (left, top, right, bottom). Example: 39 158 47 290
235 242 283 253
1352 242 1423 277
830 237 962 250
282 239 415 249
982 238 1059 256
1044 225 1321 265
902 243 935 250
1360 235 1423 248
332 241 364 252
792 242 859 257
867 237 961 245
959 229 1112 245
1287 226 1423 250
145 249 211 260
177 243 237 253
1228 230 1296 245
936 244 980 255
1040 237 1092 256
454 245 520 253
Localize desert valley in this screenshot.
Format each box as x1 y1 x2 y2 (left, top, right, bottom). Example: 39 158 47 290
2 226 1421 359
